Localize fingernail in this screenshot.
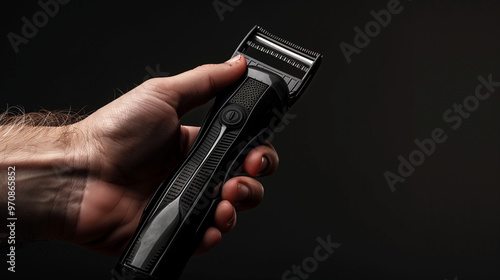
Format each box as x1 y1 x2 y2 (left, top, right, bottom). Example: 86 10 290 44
235 183 250 202
258 156 269 175
227 208 236 226
226 55 241 64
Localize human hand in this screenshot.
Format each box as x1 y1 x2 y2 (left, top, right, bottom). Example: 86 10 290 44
65 55 279 255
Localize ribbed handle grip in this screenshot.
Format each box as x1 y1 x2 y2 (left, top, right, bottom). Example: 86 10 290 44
112 68 289 280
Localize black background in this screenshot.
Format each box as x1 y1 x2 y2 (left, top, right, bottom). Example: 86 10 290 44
2 0 500 279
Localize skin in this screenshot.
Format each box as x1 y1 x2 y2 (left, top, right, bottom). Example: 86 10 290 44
0 55 279 256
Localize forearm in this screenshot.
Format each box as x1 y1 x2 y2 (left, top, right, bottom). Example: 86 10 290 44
0 124 87 242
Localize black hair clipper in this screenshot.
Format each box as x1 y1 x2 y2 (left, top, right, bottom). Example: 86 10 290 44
111 26 322 280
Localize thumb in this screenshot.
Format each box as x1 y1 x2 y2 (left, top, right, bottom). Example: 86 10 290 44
147 55 247 117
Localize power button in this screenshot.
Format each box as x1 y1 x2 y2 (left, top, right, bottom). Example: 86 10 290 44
220 104 246 128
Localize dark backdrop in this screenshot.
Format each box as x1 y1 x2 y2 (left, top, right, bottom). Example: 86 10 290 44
2 1 500 279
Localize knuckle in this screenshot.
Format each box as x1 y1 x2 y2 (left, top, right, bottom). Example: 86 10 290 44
193 64 219 93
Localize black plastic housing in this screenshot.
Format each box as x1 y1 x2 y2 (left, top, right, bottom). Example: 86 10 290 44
112 25 322 280
112 67 289 280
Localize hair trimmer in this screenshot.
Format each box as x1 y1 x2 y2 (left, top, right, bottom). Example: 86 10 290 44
111 25 322 280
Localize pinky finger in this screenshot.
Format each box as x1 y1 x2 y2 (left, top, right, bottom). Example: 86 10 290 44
193 227 222 255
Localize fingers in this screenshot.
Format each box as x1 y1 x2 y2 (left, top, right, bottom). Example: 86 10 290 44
193 160 274 255
179 126 280 177
243 141 279 177
185 137 279 257
180 129 279 177
214 200 237 233
194 227 221 255
179 125 200 156
194 201 235 255
146 55 247 117
221 176 265 211
176 135 277 211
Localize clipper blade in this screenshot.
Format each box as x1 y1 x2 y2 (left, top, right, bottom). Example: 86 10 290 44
233 26 322 105
246 39 310 72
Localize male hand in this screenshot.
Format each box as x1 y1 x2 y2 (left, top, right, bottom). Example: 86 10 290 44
68 55 279 255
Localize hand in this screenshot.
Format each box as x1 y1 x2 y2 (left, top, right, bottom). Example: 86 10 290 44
67 55 279 255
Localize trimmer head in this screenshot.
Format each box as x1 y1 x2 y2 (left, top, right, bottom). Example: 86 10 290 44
233 26 322 106
112 25 322 280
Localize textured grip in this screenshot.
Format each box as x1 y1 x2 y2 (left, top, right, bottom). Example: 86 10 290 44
179 129 238 213
229 78 269 110
163 122 222 204
112 25 321 280
113 66 289 280
122 77 270 274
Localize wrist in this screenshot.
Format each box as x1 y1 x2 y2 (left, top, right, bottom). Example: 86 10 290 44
0 124 88 242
